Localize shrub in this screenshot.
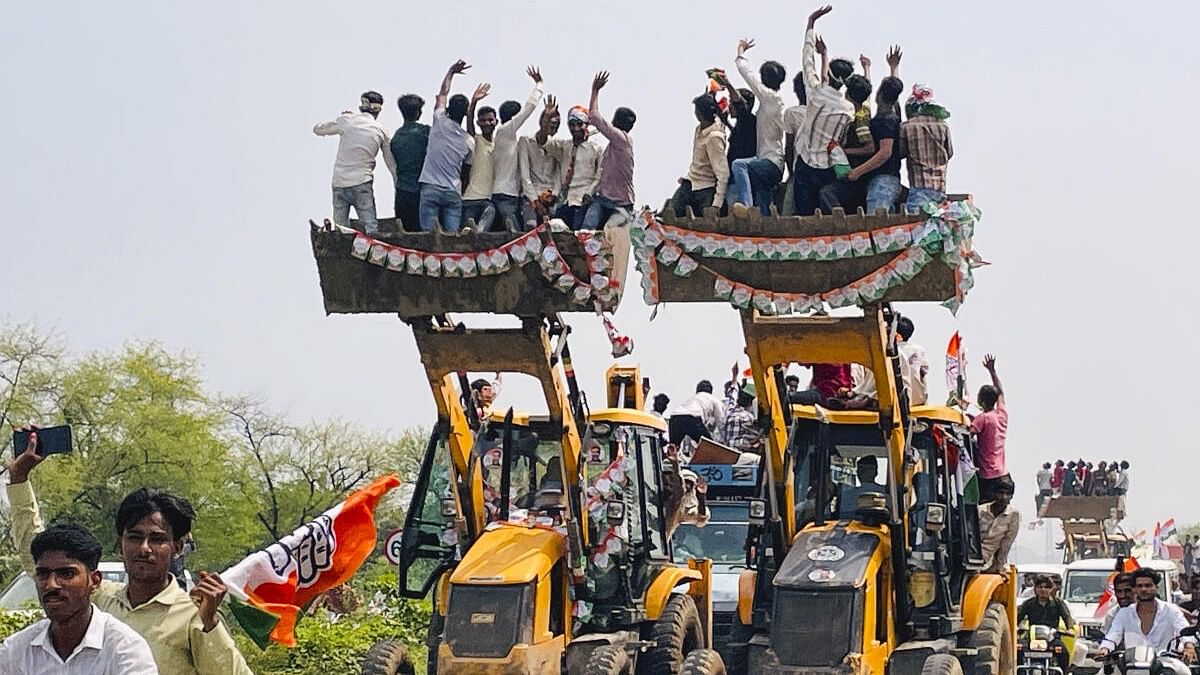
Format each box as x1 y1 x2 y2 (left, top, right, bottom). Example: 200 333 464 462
237 563 432 674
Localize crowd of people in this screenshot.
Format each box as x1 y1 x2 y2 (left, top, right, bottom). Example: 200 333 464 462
673 6 954 219
1034 459 1131 510
315 61 636 235
1015 570 1198 670
314 4 959 238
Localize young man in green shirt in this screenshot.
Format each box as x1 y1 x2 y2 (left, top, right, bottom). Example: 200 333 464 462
9 428 252 674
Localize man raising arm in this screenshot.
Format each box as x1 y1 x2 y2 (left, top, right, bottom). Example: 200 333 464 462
417 60 474 233
491 67 545 229
581 71 637 229
8 428 252 674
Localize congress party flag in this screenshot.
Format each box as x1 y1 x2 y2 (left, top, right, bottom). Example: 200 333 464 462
220 474 402 648
1094 557 1140 618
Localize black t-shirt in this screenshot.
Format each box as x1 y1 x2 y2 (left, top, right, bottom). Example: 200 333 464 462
1017 597 1074 629
727 99 758 166
865 113 902 179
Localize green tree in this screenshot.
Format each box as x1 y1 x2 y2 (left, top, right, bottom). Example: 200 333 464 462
1 323 424 578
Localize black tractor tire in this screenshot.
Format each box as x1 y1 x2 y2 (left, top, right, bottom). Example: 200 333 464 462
920 653 964 675
640 594 705 675
966 602 1013 675
361 639 415 675
680 649 727 675
722 612 755 675
583 644 631 675
426 596 445 675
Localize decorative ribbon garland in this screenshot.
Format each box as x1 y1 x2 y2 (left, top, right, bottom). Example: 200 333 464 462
340 221 635 355
633 200 985 314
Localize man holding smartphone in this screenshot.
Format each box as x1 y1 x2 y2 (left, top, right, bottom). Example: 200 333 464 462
7 427 252 674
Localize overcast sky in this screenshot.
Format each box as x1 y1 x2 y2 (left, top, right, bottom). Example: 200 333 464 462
3 1 1198 560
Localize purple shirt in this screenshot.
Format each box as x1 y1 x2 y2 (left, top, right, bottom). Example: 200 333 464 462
590 112 635 206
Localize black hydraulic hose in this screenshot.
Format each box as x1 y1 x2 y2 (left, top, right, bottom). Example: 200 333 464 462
500 410 514 522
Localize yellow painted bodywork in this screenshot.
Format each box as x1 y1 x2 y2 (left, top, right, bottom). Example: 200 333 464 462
437 637 565 675
793 522 895 675
450 526 565 585
605 364 645 410
588 407 667 432
644 566 703 621
737 570 756 625
789 404 966 426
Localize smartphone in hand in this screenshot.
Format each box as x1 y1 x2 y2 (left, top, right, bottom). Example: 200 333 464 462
12 425 73 458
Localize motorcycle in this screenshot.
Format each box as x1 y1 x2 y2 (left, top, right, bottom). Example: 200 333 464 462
1019 624 1072 675
1094 627 1198 675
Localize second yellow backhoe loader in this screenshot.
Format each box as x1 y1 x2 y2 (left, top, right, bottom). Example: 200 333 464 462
637 199 1016 675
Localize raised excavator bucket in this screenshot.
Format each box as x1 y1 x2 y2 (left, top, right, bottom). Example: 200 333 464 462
310 216 630 318
1042 495 1125 521
636 197 980 311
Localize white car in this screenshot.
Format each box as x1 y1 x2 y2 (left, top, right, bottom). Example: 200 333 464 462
0 562 128 615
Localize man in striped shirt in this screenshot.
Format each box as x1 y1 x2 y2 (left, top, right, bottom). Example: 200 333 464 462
899 84 954 213
792 5 856 216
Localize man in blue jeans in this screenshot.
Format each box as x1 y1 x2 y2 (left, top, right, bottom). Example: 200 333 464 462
313 91 396 234
418 59 474 232
823 51 906 214
730 38 786 216
582 71 636 230
899 83 953 214
792 6 855 216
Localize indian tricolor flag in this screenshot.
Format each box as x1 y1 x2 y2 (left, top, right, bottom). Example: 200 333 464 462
1162 518 1179 542
220 474 402 648
945 332 967 407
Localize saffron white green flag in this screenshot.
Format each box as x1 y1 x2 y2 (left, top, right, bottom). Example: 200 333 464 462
221 474 402 648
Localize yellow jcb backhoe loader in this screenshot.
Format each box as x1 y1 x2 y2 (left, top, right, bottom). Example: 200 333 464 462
637 200 1016 675
308 218 722 674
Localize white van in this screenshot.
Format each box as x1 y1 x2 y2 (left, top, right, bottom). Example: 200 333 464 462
1062 558 1179 633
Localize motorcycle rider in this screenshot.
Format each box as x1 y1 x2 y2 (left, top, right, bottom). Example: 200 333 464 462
1102 573 1136 633
1018 574 1075 674
1099 568 1197 663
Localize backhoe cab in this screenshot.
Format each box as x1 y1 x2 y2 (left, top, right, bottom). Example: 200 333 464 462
636 202 1014 675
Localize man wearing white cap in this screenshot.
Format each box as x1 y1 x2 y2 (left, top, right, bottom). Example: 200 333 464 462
313 91 396 234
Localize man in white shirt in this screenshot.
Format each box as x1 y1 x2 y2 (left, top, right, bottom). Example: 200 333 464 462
847 354 914 409
729 38 786 216
1100 568 1196 660
1102 573 1136 634
518 99 563 229
313 91 397 234
462 85 498 231
0 524 157 674
491 67 545 230
978 478 1019 573
896 316 929 405
792 6 856 216
553 106 602 230
667 380 725 447
1035 462 1054 513
418 59 474 233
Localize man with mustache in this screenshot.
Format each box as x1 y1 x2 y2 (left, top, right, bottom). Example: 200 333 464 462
8 428 251 674
0 523 157 673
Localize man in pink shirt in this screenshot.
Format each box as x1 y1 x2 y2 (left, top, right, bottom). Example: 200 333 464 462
972 353 1009 503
